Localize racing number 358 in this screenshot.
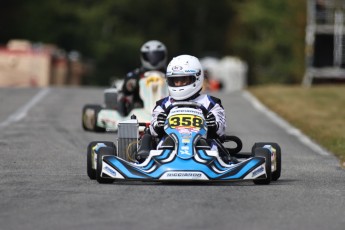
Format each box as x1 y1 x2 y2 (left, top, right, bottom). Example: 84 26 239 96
168 115 203 128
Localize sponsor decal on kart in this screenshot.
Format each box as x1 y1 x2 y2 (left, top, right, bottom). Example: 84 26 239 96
180 150 191 155
169 109 203 116
181 146 189 150
252 166 265 177
105 166 117 176
145 75 164 86
182 139 190 143
160 171 208 180
181 133 192 139
180 146 191 155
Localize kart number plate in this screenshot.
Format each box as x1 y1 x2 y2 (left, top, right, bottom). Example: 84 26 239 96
168 114 203 129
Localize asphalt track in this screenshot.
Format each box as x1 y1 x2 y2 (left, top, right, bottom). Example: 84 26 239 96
0 87 344 230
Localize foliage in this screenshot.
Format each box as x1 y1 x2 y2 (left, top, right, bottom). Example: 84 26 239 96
0 0 306 85
232 0 306 84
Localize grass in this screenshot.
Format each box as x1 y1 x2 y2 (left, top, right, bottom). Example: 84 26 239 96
248 84 345 167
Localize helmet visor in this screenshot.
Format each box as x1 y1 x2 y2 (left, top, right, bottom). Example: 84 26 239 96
142 51 166 66
167 75 196 87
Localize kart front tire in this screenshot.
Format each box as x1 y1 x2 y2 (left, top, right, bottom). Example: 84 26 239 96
82 104 106 132
252 142 281 181
87 141 116 180
253 147 272 185
96 147 116 184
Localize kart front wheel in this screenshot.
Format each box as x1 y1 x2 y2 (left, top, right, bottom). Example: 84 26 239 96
96 147 116 184
253 147 272 185
82 104 106 132
87 141 116 180
252 142 281 181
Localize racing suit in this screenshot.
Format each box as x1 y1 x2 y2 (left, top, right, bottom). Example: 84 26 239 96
121 67 145 109
121 67 165 115
135 94 227 162
149 94 227 139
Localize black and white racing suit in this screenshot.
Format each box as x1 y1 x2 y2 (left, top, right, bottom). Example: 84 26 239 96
149 94 227 139
121 67 165 115
134 94 228 162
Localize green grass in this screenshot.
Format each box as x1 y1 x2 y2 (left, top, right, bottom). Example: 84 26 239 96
249 85 345 167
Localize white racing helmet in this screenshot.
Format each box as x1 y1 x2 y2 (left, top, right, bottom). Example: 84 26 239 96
140 40 167 70
166 55 204 100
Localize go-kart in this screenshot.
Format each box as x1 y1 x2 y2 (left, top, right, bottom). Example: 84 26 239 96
87 102 281 184
82 70 168 132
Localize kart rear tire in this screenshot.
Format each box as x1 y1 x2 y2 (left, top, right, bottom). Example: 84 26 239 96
253 147 272 185
87 141 116 180
82 104 106 132
96 147 116 184
252 142 281 181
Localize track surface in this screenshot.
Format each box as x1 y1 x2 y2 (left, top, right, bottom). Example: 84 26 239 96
0 87 344 230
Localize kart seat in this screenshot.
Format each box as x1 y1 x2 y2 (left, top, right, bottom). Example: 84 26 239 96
136 133 155 162
158 136 175 150
158 137 211 150
195 138 211 150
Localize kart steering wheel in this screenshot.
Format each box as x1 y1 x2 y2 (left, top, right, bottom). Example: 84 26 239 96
165 102 208 117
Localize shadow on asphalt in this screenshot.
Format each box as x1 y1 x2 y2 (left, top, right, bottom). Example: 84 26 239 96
93 179 296 187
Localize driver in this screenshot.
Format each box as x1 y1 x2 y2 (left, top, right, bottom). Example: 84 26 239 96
150 54 226 139
136 55 227 162
119 40 168 116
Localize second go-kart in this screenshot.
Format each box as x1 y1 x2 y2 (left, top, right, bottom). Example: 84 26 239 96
82 70 168 132
87 102 281 184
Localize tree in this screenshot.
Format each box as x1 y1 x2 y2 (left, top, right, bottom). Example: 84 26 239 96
0 0 306 85
231 0 306 84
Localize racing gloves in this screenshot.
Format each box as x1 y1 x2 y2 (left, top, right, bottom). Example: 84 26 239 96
156 112 167 127
206 112 217 128
153 111 219 137
153 112 167 136
206 112 218 138
125 78 137 92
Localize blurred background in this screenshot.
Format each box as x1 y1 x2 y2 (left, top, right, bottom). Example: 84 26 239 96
0 0 343 88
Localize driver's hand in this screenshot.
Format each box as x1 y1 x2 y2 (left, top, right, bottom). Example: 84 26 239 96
126 79 136 92
206 112 217 128
156 112 167 128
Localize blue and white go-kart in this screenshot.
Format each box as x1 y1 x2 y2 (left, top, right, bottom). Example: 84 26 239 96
87 102 281 184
